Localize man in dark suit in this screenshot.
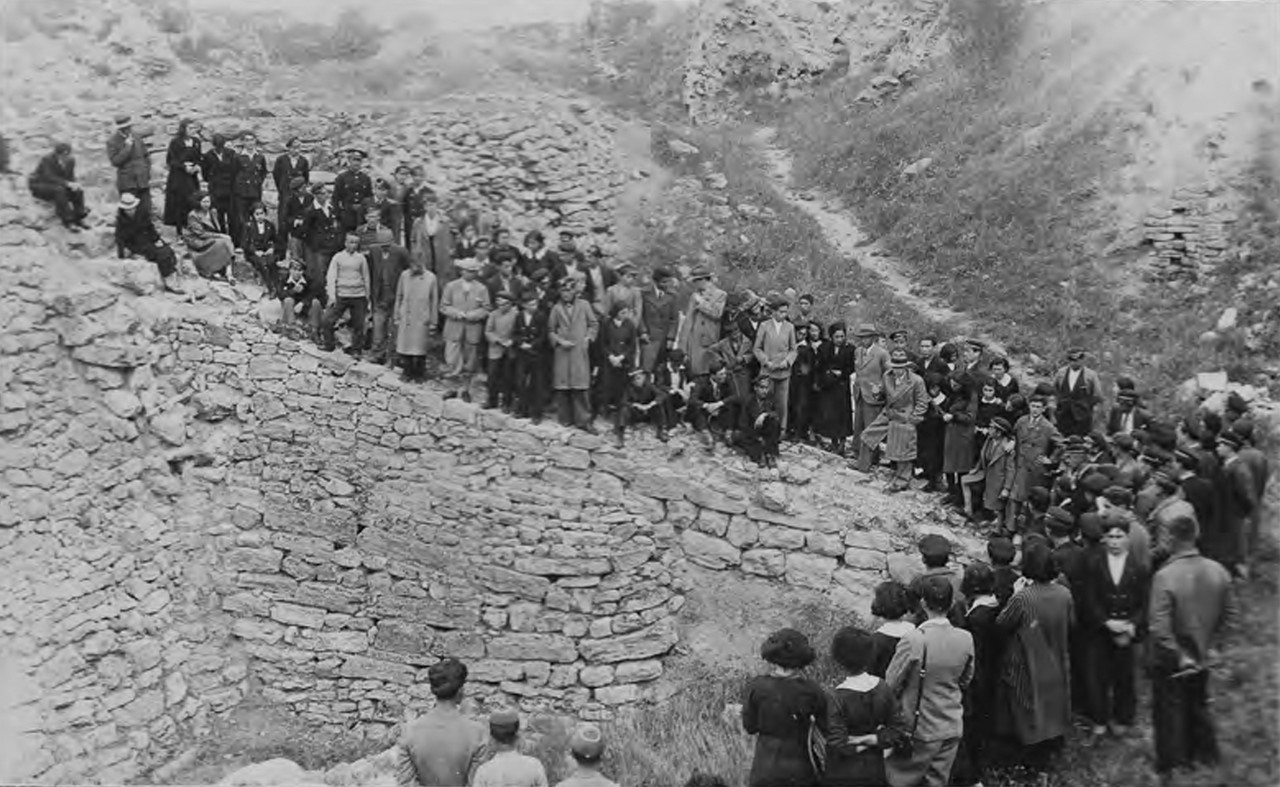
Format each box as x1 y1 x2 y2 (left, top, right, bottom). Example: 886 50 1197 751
1106 389 1153 435
28 142 88 229
272 136 309 245
106 114 152 218
1215 431 1261 578
333 148 373 233
640 267 679 372
243 202 281 297
202 133 235 233
733 375 782 467
1079 517 1149 738
231 133 268 251
302 182 344 315
1053 346 1103 437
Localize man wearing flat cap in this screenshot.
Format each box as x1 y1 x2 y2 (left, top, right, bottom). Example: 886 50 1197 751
471 709 548 787
1214 431 1257 578
1106 387 1152 436
851 323 891 448
273 136 310 246
640 267 679 372
333 148 373 233
753 295 797 433
1053 346 1102 437
106 114 153 219
553 723 619 787
396 658 487 787
676 265 726 377
857 348 928 491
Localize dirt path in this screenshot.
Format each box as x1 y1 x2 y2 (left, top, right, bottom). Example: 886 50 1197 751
751 126 976 331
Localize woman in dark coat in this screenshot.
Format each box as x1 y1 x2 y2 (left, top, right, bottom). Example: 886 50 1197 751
868 580 915 679
163 118 203 233
742 628 829 787
917 372 949 493
994 541 1074 774
824 627 904 786
816 322 856 453
942 352 978 506
788 321 823 443
952 563 1003 787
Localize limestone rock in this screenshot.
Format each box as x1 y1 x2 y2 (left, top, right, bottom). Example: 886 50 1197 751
579 619 678 664
680 530 741 569
219 758 311 786
150 409 187 446
103 389 143 419
754 481 789 513
193 385 246 422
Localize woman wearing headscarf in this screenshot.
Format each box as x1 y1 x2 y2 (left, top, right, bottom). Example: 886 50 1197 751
994 541 1074 775
824 626 904 786
742 628 829 787
185 191 236 280
163 118 203 235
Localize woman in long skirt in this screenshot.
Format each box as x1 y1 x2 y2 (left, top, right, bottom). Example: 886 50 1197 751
743 628 828 787
815 322 856 454
185 192 236 280
163 119 202 234
394 256 439 382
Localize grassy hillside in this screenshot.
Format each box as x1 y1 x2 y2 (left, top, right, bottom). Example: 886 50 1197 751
779 0 1280 401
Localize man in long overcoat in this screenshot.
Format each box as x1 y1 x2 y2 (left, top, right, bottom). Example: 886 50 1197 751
202 133 235 233
106 114 152 218
851 323 891 447
857 348 928 490
677 265 726 377
549 277 599 431
1006 395 1062 533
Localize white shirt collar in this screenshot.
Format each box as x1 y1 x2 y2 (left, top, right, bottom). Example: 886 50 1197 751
836 674 881 693
876 620 915 638
1107 552 1127 584
967 594 997 614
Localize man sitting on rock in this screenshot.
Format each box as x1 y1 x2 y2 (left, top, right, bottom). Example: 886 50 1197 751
396 658 488 787
733 374 782 468
28 142 88 230
114 193 183 294
615 367 669 448
689 358 736 449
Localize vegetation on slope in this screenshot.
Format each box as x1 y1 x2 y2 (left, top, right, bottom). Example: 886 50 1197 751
779 0 1278 402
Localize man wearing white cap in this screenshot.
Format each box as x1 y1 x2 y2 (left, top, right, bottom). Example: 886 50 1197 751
114 192 183 293
553 723 619 787
106 114 153 219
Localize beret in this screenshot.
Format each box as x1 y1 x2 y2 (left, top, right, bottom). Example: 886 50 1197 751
919 533 952 561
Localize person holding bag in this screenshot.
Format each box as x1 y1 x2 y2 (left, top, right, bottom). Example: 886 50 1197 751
741 628 829 787
884 575 975 787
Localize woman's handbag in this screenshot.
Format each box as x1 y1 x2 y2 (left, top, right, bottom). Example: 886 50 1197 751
807 713 827 775
892 640 929 757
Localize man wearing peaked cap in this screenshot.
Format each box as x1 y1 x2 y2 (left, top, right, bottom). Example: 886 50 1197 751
553 723 620 787
1053 344 1102 438
1214 428 1260 577
471 708 548 787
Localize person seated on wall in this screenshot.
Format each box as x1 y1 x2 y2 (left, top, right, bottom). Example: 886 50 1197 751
733 374 782 468
615 367 669 448
688 358 736 451
29 142 89 230
114 192 183 294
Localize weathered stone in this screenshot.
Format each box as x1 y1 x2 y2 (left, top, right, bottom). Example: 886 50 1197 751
843 547 886 571
371 594 480 630
103 389 142 419
754 481 789 512
224 547 284 574
594 683 641 704
150 409 187 445
72 341 150 369
806 531 845 557
725 515 759 547
472 565 552 600
291 582 364 613
632 472 687 500
757 524 805 550
746 505 814 530
372 621 435 654
686 485 748 514
785 553 837 590
680 530 740 569
115 689 165 727
547 445 591 470
741 548 786 577
844 529 894 552
614 659 663 683
579 619 678 664
694 508 731 537
512 556 612 576
486 633 578 663
232 619 286 644
269 603 326 629
578 664 615 687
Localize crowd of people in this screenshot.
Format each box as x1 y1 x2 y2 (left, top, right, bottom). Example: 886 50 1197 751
24 117 1273 787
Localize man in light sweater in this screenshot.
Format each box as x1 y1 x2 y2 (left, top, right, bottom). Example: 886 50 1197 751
322 232 371 356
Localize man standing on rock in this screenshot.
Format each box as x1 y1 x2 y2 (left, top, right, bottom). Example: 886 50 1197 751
106 114 153 219
753 295 797 434
272 136 309 247
640 267 679 372
1053 346 1102 437
302 183 344 333
230 132 267 252
440 257 491 402
851 323 891 450
333 148 374 233
857 348 928 491
549 276 600 432
396 658 488 787
410 187 454 290
677 265 727 378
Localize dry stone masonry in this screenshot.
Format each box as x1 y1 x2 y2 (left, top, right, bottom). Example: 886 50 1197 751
1141 185 1238 280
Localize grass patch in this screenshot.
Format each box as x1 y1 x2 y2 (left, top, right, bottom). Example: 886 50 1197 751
644 122 942 336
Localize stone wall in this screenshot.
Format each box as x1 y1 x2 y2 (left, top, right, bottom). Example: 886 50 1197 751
0 232 979 782
1142 184 1238 280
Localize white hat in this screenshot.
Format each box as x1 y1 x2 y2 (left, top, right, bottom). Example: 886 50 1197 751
119 193 140 210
